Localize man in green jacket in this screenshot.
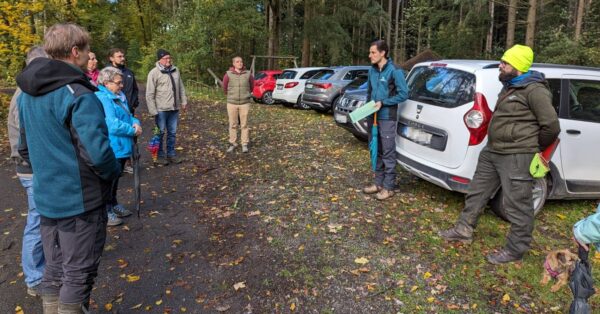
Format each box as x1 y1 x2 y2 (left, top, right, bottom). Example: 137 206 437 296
439 45 560 264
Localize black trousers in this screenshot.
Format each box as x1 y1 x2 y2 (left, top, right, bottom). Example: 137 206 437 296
40 206 107 304
109 158 128 206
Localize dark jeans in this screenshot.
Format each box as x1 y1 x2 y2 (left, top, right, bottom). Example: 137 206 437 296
109 158 128 206
40 207 107 304
155 110 179 158
367 119 398 190
456 147 535 255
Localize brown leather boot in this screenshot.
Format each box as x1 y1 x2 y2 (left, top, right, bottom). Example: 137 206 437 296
375 189 394 200
362 184 382 194
42 294 59 314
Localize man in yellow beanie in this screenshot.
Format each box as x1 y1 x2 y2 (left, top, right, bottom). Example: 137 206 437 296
439 44 560 264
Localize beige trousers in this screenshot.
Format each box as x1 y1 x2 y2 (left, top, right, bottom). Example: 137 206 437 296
227 103 250 145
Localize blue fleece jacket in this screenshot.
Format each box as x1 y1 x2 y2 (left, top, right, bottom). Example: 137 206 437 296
574 203 600 250
16 58 121 219
96 85 140 159
367 58 409 120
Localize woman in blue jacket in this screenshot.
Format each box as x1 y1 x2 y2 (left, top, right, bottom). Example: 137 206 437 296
573 203 600 251
96 67 142 226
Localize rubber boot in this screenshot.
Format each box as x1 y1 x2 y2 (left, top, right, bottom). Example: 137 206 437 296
58 301 90 314
42 294 59 314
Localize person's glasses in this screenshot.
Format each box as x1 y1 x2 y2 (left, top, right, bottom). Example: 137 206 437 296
109 80 124 86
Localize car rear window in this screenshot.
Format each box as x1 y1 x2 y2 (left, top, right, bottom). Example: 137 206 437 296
254 72 267 80
280 70 297 79
312 70 335 80
300 70 321 79
407 66 475 108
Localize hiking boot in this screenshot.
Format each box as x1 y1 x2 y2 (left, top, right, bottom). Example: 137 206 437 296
242 145 249 153
167 156 183 164
112 204 132 218
42 294 59 314
155 158 169 166
107 211 123 226
58 302 90 314
375 189 394 200
362 184 382 194
226 145 237 153
123 165 134 174
486 249 523 265
27 284 41 297
438 226 473 244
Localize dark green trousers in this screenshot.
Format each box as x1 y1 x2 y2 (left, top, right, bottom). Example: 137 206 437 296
456 147 535 255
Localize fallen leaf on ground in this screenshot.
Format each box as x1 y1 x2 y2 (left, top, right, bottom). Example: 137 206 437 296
354 257 369 265
130 303 142 309
105 303 113 311
215 305 231 312
155 299 163 305
502 293 511 303
126 274 140 282
15 306 24 314
234 281 246 291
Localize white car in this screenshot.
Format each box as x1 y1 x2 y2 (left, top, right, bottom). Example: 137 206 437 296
396 60 600 218
272 67 326 109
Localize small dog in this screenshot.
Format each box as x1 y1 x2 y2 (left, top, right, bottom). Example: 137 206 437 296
540 249 579 292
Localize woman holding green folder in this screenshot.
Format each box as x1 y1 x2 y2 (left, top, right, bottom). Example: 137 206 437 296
362 40 409 201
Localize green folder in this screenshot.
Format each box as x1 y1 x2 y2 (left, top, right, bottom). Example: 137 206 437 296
349 100 377 123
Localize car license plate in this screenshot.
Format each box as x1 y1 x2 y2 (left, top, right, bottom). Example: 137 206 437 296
306 83 313 89
277 85 283 90
401 126 432 145
334 113 347 124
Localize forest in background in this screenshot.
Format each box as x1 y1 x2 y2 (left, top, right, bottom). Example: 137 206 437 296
1 0 600 84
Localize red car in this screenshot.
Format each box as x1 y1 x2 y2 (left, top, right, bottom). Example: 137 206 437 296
252 70 282 105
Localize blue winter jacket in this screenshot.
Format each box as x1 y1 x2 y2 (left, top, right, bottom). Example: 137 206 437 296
16 58 121 219
367 58 409 120
573 203 600 250
96 85 140 159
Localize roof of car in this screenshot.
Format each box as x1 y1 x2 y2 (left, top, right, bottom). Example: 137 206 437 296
259 70 283 74
282 67 326 71
414 59 600 73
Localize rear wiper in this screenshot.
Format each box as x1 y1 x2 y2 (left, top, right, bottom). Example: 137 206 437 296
416 95 450 105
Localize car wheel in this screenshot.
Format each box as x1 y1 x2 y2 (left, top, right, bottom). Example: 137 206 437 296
262 91 274 105
489 176 549 221
296 94 311 110
329 96 340 113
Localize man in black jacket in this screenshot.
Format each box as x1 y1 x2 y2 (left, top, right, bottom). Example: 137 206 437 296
108 48 139 114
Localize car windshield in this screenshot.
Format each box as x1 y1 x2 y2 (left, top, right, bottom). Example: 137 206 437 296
280 70 297 79
311 70 335 80
407 66 475 108
254 72 267 80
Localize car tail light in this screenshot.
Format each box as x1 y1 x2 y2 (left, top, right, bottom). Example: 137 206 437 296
314 83 332 89
284 82 299 88
463 92 492 146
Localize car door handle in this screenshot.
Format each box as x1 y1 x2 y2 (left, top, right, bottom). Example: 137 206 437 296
566 129 581 135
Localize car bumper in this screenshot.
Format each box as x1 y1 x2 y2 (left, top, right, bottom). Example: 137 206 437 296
272 90 299 104
333 108 368 140
302 93 332 110
396 153 470 193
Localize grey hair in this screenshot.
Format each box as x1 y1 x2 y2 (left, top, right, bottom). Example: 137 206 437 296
26 46 47 65
97 66 123 86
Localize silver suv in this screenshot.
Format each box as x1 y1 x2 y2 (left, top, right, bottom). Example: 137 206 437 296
302 66 369 113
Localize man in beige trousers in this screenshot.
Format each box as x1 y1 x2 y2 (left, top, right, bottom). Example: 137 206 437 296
223 56 254 153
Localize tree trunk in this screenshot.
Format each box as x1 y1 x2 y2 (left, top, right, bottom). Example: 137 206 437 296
506 0 517 48
394 0 400 63
525 0 537 48
266 0 280 69
574 0 585 41
417 14 422 54
301 0 311 67
485 0 494 56
387 0 392 43
135 0 148 44
400 0 406 62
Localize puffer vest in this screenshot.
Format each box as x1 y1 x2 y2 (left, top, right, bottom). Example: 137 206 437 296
226 70 252 105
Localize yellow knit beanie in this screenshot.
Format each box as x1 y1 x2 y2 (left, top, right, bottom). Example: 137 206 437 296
501 44 534 73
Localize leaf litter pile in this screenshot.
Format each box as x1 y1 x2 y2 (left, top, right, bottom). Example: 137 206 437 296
2 98 600 313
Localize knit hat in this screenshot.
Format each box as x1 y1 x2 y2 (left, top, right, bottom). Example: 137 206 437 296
156 49 170 60
501 44 534 73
